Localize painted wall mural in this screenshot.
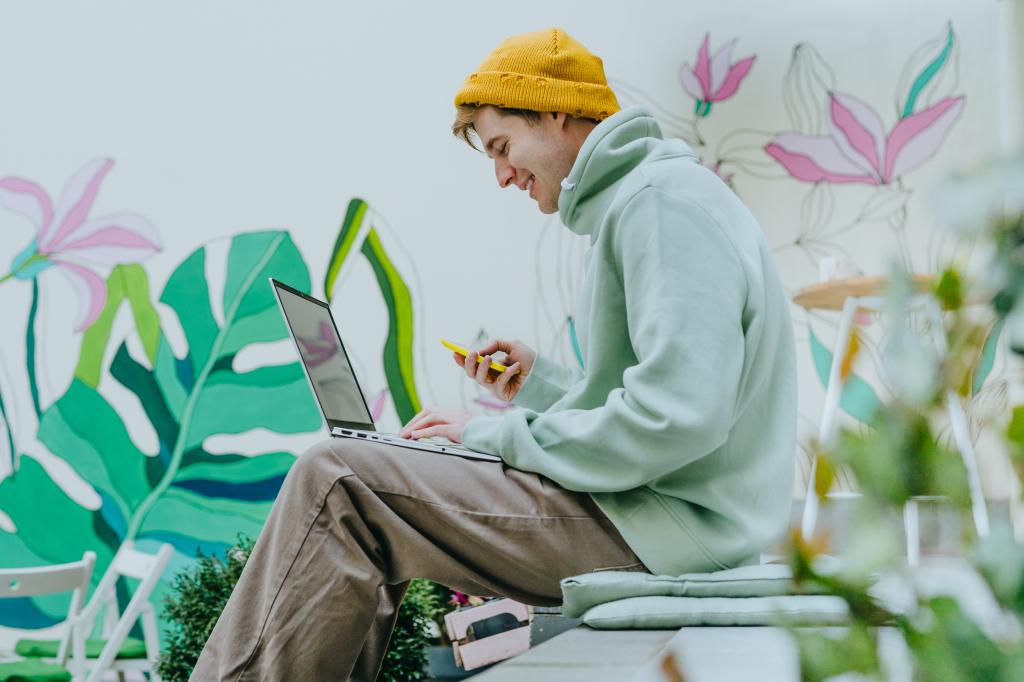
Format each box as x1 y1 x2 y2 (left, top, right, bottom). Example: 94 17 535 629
0 170 432 636
0 4 1013 648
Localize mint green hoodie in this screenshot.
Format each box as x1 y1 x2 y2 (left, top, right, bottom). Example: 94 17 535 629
462 106 797 576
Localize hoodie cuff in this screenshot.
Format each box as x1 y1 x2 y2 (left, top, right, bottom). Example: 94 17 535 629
461 415 508 460
511 353 577 412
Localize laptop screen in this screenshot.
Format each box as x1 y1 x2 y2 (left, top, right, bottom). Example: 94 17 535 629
271 280 376 431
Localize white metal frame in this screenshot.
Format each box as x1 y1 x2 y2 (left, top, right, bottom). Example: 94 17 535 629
800 293 990 565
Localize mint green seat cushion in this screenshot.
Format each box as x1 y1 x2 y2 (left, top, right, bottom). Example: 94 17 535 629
15 636 147 660
560 563 832 618
580 595 851 629
0 659 71 682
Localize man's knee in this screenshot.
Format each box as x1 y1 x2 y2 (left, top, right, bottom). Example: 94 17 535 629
285 439 357 493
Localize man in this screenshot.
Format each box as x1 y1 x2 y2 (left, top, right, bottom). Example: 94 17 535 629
191 27 796 681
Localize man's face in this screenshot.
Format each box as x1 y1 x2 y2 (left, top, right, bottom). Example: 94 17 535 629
473 106 579 214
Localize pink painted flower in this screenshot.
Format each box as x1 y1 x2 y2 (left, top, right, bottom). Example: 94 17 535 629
765 93 964 185
679 33 756 116
0 158 161 331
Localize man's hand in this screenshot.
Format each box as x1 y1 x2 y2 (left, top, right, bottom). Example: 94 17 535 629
456 338 536 402
398 408 475 443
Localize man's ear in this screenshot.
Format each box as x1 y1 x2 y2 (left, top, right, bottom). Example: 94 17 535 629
551 111 570 129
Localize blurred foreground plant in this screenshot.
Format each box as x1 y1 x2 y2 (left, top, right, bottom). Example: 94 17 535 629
792 156 1024 681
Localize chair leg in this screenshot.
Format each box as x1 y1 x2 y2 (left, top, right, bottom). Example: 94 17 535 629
926 299 990 538
802 296 859 540
904 500 920 566
141 603 162 682
944 390 991 537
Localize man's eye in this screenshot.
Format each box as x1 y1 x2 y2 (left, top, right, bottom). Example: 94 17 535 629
501 143 508 155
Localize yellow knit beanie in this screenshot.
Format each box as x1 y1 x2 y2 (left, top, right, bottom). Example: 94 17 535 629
454 28 620 121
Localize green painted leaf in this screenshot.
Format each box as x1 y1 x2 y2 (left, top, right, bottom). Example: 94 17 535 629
152 337 188 421
324 199 370 301
0 456 114 569
971 318 1004 396
160 248 219 377
37 380 152 519
220 231 311 356
186 364 319 449
75 264 160 388
139 487 273 544
809 328 882 424
173 452 295 483
362 228 421 423
127 230 316 541
901 24 955 118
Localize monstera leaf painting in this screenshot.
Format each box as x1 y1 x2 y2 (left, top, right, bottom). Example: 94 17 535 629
0 230 320 631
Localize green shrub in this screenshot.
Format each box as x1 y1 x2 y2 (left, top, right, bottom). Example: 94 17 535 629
156 534 255 682
379 578 446 682
156 535 447 681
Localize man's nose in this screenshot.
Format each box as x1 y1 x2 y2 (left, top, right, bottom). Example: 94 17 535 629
495 160 516 189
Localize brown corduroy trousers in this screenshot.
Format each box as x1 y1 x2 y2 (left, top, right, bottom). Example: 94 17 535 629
189 437 645 681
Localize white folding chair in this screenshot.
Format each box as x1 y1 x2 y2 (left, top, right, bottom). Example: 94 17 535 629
16 541 173 682
0 551 96 681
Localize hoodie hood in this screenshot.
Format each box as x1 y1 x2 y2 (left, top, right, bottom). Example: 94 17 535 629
558 106 699 238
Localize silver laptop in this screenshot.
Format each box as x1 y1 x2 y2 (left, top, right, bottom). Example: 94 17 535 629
269 278 500 461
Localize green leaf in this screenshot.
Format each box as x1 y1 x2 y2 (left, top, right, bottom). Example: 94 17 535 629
139 487 273 545
220 231 311 356
934 267 963 311
905 596 1006 681
127 230 315 541
0 456 114 569
809 327 881 424
75 264 161 387
160 248 219 377
321 201 424 424
37 379 152 518
324 198 370 301
362 228 421 423
174 452 295 484
795 624 880 682
972 318 1004 396
901 24 955 118
186 364 319 450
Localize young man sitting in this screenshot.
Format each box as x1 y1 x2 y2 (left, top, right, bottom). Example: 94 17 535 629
191 27 796 681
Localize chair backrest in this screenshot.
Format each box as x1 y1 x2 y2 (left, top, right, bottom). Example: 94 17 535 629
0 551 97 681
72 540 173 682
0 552 95 599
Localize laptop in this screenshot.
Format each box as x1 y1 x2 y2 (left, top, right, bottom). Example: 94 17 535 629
269 278 501 462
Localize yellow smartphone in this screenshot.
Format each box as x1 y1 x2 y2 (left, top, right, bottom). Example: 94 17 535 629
441 339 509 372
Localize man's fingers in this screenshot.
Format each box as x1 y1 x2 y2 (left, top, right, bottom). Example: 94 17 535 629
494 362 520 391
464 348 480 379
400 408 435 437
453 352 466 367
410 424 450 441
475 354 492 384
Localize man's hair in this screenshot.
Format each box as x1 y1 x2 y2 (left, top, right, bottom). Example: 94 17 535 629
452 104 541 152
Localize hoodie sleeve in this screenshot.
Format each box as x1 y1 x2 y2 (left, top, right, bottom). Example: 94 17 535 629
510 352 583 413
461 188 747 492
